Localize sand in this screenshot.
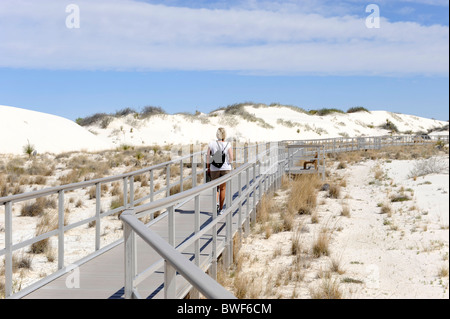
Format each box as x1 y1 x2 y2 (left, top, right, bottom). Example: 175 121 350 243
226 153 449 299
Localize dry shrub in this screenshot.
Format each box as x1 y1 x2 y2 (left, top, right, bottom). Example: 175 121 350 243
58 169 81 185
110 182 121 196
0 174 7 197
21 197 56 217
340 203 350 217
291 229 302 256
309 278 343 299
281 174 290 190
337 162 346 169
169 179 193 195
380 203 392 216
312 229 330 258
13 252 33 271
407 157 449 178
281 211 294 231
33 175 47 185
327 184 340 199
256 194 273 224
287 175 321 216
26 161 54 176
233 273 250 299
30 211 58 255
374 167 384 180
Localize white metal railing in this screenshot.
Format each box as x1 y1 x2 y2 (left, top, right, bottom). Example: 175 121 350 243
0 141 265 298
120 143 281 299
1 134 447 298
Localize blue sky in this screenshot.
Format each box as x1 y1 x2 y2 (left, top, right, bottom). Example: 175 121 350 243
0 0 448 121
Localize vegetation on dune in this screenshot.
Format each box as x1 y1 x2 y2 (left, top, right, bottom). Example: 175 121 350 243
346 106 370 113
75 106 167 127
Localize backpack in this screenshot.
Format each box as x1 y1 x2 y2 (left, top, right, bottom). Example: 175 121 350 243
210 141 229 168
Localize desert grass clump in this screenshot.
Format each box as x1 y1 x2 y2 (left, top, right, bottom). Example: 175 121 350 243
13 252 33 271
30 211 58 256
327 184 340 199
169 179 193 195
233 273 251 299
337 161 346 169
256 194 274 225
379 203 393 216
281 174 290 190
291 229 302 256
330 257 345 275
287 175 320 216
340 203 350 217
374 166 384 181
438 265 449 278
21 197 57 217
309 278 343 299
312 229 330 258
390 194 411 202
0 174 7 196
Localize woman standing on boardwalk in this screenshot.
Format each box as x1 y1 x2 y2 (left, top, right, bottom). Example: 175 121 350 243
206 127 233 214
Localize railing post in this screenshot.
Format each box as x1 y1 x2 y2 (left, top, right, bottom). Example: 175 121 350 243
210 187 218 280
245 164 251 235
4 202 12 298
252 162 257 223
192 159 197 188
123 214 136 299
166 164 171 197
123 176 128 208
164 205 176 298
129 176 135 208
164 261 177 299
168 205 175 247
179 159 183 192
238 170 243 238
244 143 248 164
58 190 65 270
150 170 154 202
191 194 200 299
95 183 101 251
224 179 233 268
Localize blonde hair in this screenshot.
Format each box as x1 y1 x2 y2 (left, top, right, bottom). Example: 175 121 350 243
216 127 226 140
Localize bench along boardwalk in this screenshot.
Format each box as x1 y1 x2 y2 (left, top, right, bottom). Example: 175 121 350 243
1 135 447 299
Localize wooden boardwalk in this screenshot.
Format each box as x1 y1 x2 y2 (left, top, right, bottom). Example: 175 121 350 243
23 172 253 299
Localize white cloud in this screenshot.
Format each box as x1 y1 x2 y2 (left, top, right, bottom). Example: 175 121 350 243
0 0 448 75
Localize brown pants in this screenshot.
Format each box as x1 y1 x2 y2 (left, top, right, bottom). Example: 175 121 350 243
210 170 231 180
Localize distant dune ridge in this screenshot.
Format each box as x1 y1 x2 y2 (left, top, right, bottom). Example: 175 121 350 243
0 103 448 155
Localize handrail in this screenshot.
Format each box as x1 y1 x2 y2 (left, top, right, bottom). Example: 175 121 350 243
0 149 205 205
121 210 236 299
133 161 253 217
119 143 280 298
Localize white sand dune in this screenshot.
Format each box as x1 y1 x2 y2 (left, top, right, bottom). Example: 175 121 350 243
87 105 448 147
0 104 448 155
0 105 111 155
